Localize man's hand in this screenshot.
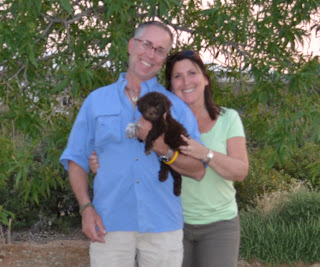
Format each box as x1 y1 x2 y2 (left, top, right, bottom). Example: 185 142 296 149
136 116 170 155
68 161 107 242
81 205 107 243
136 116 152 142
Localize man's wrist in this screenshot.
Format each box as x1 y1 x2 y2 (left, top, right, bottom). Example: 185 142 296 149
79 202 94 215
164 151 179 165
159 148 174 162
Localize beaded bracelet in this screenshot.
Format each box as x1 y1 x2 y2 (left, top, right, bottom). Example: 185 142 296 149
79 202 94 215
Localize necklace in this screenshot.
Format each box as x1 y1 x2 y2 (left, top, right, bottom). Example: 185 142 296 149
125 86 140 103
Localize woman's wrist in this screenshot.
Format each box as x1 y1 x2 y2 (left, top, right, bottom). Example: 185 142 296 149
203 149 214 164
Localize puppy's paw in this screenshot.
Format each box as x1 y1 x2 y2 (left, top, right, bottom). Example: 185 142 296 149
126 122 140 139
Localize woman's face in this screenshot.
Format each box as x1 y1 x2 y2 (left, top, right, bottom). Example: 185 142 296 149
170 59 208 107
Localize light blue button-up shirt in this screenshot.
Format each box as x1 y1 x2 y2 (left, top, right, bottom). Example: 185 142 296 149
60 73 201 233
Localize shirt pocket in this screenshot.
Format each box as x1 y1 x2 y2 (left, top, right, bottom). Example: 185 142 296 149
95 113 121 147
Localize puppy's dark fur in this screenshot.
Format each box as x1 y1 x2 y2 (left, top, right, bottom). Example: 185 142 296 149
137 92 189 196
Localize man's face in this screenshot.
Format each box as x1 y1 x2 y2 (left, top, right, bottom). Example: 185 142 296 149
127 25 171 82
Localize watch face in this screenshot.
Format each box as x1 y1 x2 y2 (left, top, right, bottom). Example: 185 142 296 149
159 149 173 162
159 156 169 162
207 150 214 159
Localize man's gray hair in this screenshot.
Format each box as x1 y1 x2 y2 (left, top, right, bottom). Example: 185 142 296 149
134 21 174 49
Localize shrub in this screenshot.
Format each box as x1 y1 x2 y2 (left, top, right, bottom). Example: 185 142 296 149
235 148 295 210
269 186 320 224
273 142 320 189
240 187 320 265
0 132 79 231
0 205 14 227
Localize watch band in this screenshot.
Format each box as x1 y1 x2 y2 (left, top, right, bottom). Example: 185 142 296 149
159 148 174 162
205 150 214 164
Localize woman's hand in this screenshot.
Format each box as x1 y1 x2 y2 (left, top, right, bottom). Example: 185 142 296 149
179 135 208 162
89 151 99 174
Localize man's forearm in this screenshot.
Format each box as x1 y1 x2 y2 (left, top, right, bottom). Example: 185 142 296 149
148 135 205 181
169 153 205 181
68 161 91 206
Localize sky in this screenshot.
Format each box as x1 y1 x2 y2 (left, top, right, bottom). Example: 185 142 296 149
297 27 320 56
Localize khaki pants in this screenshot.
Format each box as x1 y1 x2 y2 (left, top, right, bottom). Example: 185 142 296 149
90 230 183 267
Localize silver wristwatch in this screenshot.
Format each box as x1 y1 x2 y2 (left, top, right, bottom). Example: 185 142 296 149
205 150 214 163
159 149 174 162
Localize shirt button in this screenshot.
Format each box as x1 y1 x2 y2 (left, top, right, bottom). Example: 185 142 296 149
135 158 139 161
136 179 140 183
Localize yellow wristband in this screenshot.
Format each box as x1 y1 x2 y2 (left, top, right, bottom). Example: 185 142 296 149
164 151 179 165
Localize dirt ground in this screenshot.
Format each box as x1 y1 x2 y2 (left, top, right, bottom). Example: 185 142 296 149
0 229 89 267
0 240 89 267
0 229 319 267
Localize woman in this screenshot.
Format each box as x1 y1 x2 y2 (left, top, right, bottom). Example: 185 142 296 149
89 50 249 267
165 50 249 267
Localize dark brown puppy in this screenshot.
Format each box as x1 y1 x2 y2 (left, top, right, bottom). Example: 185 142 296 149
137 92 189 196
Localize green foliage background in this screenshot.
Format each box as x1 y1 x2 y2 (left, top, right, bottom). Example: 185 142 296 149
0 0 319 229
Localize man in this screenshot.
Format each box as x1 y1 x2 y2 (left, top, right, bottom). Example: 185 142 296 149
60 21 205 267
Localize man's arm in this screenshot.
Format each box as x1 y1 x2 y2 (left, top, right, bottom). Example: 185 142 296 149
136 117 205 181
68 161 107 242
152 136 205 181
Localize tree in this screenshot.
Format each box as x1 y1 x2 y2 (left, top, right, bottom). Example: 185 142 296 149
0 0 319 221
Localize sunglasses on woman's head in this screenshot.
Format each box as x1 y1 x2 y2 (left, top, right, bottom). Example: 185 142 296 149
178 50 196 57
167 50 198 63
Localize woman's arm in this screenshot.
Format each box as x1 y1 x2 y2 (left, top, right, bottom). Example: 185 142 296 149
179 135 249 182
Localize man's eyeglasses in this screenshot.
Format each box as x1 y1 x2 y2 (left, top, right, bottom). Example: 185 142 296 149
134 38 168 59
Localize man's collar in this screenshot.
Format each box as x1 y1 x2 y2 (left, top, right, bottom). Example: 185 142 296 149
118 72 159 92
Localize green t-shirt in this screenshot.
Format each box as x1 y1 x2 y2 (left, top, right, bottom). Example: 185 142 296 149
181 108 246 224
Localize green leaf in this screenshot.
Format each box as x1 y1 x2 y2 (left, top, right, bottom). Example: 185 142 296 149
28 45 38 68
59 0 73 14
53 78 71 93
32 187 40 205
15 171 22 187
